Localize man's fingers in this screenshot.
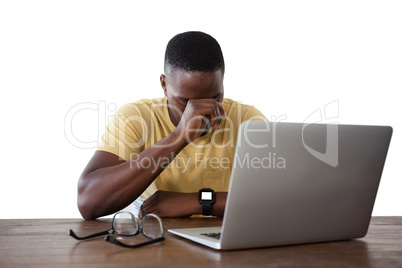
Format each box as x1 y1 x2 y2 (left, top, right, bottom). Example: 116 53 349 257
139 198 151 218
218 101 226 117
211 102 225 129
140 203 156 217
211 115 221 129
181 98 226 138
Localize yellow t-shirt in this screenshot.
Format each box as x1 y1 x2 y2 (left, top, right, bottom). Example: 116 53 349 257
98 97 267 199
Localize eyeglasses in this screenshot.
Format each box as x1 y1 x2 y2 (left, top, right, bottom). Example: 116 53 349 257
69 211 165 248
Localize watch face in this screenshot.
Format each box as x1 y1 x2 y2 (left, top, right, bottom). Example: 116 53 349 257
201 191 213 201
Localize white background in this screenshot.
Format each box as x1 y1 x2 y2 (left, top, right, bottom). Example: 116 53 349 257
0 1 401 218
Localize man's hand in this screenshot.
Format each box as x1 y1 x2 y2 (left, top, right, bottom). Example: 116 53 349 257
139 190 199 218
175 99 226 143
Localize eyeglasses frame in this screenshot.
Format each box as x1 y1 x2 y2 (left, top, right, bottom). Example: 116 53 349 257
68 211 165 248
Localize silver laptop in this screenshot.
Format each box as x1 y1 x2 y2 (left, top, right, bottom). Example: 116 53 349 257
168 121 392 250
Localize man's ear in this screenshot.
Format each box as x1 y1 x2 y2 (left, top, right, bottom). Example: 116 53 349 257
160 74 167 97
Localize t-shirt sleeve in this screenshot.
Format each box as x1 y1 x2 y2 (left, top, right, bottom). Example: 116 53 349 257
97 104 146 161
241 105 268 122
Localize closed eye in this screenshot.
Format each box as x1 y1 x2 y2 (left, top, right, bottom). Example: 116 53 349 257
177 94 221 105
178 98 188 106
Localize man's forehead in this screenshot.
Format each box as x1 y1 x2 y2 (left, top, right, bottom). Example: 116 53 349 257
167 69 223 81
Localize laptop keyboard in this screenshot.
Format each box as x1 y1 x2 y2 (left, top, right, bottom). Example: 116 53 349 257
201 232 221 240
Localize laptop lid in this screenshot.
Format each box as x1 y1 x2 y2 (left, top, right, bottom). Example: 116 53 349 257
218 121 392 250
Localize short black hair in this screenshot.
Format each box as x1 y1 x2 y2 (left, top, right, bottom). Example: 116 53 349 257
164 31 225 74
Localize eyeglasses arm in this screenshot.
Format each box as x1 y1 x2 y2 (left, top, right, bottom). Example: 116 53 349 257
69 229 112 240
104 235 165 248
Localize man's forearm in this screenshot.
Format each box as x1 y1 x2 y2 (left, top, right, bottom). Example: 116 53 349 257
138 191 227 218
211 192 227 217
78 129 189 219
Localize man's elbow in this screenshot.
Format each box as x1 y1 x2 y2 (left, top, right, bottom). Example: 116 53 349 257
77 177 98 220
77 196 98 220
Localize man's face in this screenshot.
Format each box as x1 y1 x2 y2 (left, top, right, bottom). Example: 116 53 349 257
160 69 224 127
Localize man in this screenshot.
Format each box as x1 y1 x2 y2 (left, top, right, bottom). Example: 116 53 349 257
77 31 266 220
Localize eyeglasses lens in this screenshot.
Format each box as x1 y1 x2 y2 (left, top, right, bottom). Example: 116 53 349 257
142 215 163 239
113 212 138 235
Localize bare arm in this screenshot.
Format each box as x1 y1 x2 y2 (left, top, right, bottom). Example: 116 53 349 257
78 98 226 220
139 191 227 218
78 129 188 220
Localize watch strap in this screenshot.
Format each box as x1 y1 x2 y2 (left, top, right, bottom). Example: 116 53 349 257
202 201 212 216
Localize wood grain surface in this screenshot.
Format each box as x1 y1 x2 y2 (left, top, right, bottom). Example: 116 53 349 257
0 217 401 267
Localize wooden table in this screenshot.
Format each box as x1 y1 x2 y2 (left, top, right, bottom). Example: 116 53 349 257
1 217 401 267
